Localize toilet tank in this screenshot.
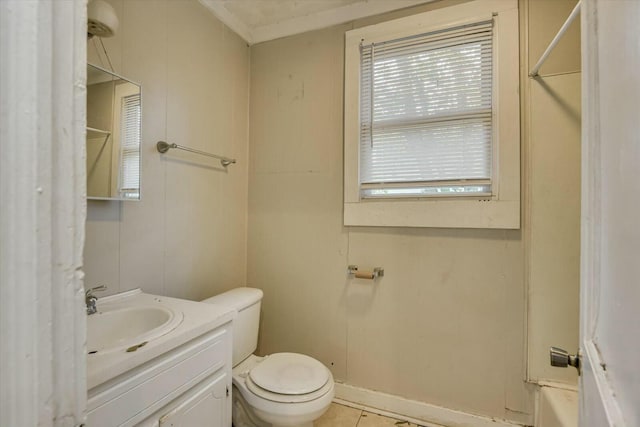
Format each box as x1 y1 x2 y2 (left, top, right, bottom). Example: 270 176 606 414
202 287 263 366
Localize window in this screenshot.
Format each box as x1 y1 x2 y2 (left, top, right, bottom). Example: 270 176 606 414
119 93 140 199
344 0 520 228
360 20 493 198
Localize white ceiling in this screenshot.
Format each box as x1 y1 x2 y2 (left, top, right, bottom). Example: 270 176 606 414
199 0 433 45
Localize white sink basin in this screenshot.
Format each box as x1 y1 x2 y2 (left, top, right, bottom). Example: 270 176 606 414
88 305 183 354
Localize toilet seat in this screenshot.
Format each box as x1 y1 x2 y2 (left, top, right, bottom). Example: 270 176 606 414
245 353 331 403
245 373 333 403
250 353 329 394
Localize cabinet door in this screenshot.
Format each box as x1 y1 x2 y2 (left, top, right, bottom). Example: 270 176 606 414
158 372 229 427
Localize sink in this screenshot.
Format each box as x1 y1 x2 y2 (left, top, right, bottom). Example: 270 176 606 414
86 289 236 391
88 305 183 354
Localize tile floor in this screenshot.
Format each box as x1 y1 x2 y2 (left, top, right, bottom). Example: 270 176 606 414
314 403 425 427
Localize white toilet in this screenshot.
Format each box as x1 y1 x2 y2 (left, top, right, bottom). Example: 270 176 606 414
202 288 334 427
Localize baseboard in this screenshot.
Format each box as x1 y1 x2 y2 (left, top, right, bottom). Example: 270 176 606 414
334 383 520 427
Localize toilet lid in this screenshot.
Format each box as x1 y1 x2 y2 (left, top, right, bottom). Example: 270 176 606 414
245 373 333 403
249 353 330 395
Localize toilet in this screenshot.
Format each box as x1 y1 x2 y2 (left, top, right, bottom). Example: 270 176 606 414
202 288 334 427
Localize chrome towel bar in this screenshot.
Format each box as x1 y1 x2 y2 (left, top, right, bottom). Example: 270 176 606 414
157 140 236 167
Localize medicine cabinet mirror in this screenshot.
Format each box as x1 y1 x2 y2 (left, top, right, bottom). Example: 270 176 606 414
86 63 141 200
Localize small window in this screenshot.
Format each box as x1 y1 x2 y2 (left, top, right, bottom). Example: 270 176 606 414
344 0 520 228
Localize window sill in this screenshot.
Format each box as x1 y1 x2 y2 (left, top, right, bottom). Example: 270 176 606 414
344 198 520 229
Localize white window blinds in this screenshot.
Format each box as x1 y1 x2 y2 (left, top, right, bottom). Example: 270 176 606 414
359 20 493 198
120 93 140 198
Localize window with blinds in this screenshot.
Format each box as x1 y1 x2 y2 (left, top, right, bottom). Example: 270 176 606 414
119 93 140 199
359 20 494 199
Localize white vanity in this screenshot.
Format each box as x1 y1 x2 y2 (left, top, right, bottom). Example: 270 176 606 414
86 290 235 427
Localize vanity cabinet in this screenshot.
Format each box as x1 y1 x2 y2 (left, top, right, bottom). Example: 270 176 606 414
155 370 228 427
87 322 232 427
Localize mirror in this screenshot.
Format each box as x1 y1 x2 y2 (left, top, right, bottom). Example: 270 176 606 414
86 63 141 200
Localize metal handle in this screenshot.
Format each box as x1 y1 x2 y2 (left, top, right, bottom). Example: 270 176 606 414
157 141 236 167
550 346 581 373
85 284 107 297
85 285 107 315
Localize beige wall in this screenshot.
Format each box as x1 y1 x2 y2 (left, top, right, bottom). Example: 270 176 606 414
84 0 250 300
247 0 580 423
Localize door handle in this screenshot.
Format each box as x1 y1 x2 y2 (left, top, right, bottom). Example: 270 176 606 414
550 346 581 375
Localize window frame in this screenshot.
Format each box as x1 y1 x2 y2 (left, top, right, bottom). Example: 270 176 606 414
344 0 520 229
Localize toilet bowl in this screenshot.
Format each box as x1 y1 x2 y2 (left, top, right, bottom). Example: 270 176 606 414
202 288 334 427
232 354 334 427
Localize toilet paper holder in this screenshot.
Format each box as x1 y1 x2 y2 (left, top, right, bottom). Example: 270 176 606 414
348 265 384 280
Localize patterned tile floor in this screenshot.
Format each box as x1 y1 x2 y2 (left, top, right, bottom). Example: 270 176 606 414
314 403 426 427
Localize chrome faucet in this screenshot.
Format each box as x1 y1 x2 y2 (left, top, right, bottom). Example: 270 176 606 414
85 285 107 315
